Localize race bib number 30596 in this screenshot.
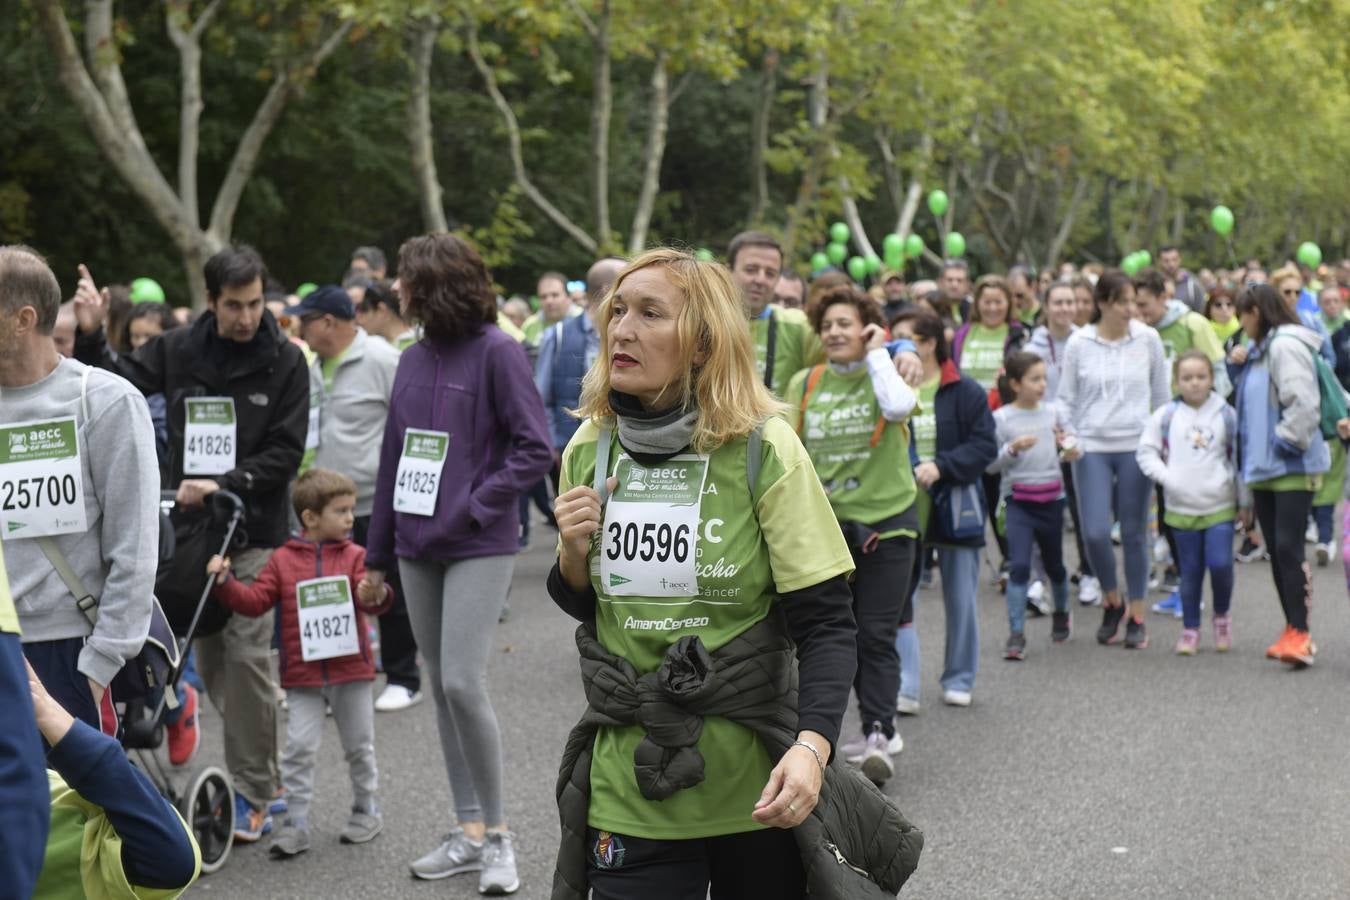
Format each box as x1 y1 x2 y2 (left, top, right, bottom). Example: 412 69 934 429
296 575 360 662
599 455 707 598
0 416 87 540
393 429 449 516
183 397 237 475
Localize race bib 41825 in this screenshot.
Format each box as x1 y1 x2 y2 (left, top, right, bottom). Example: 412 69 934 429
393 429 449 517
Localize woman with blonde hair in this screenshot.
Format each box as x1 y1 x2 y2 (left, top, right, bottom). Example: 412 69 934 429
548 248 921 899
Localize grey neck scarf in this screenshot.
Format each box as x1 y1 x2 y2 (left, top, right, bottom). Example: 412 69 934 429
609 390 698 458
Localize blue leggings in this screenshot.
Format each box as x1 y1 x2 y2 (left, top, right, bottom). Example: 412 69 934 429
1072 451 1152 601
1174 522 1235 629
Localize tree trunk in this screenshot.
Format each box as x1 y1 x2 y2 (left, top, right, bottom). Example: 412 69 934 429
588 1 613 248
747 53 777 227
1044 175 1089 270
627 53 669 255
782 52 830 262
465 20 597 254
407 17 447 232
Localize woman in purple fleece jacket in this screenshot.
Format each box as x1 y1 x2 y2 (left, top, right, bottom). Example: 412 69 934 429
362 233 552 894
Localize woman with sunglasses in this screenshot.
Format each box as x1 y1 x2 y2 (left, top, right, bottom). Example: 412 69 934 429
1056 270 1169 649
1205 287 1242 348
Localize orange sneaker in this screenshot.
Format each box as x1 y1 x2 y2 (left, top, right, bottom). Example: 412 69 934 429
1276 628 1316 668
1266 625 1296 659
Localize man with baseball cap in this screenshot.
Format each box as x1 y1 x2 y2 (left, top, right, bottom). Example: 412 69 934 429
291 285 422 714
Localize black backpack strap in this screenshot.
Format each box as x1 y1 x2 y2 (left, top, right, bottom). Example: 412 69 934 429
763 309 778 390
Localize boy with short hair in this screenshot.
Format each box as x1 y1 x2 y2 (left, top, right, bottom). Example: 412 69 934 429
208 468 392 859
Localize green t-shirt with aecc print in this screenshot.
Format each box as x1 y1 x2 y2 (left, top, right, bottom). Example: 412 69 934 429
558 416 854 840
785 364 918 537
1155 312 1223 391
912 375 941 532
960 323 1007 390
750 306 825 397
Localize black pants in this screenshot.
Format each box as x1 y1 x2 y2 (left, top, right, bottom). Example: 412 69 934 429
1062 461 1093 578
518 461 560 542
1155 483 1179 574
586 827 805 900
982 471 1008 562
24 638 118 740
849 533 916 740
1252 489 1314 631
353 515 420 692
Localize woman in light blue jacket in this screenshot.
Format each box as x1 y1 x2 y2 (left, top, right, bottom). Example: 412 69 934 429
1230 283 1330 668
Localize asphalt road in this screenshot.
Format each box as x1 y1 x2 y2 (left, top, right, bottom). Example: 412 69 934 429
180 530 1350 899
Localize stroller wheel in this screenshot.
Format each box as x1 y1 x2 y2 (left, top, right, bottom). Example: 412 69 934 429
179 765 234 874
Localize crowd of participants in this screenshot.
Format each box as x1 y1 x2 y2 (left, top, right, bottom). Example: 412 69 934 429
0 231 1346 897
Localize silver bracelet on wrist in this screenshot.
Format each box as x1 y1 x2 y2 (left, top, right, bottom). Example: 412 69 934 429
791 739 826 775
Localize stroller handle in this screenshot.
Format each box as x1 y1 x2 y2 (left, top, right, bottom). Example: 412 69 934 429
159 487 246 520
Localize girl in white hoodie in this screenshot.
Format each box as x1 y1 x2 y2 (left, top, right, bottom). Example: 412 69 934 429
1136 351 1241 655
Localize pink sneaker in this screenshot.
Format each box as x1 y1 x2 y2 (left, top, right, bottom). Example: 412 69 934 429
1175 628 1199 656
1213 614 1232 652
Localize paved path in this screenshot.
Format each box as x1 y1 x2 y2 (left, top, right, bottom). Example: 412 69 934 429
183 535 1350 898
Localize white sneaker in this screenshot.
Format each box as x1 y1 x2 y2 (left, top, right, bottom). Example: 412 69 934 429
895 694 921 716
1078 575 1102 606
942 689 972 707
1316 542 1333 567
374 684 423 713
1306 521 1318 544
859 726 896 785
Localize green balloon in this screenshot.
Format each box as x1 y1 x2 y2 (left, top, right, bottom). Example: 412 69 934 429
1138 250 1152 267
1297 241 1323 269
296 282 318 299
847 256 867 281
1121 254 1142 276
694 248 714 262
885 249 904 271
810 252 831 272
904 234 925 259
882 233 904 255
864 253 881 275
129 277 165 304
827 242 848 265
1210 205 1234 237
830 221 850 244
944 232 966 258
927 190 949 217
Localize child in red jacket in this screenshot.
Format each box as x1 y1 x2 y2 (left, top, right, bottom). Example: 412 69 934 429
208 468 392 860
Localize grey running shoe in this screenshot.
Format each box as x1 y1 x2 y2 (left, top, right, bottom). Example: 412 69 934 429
268 820 311 858
839 731 868 764
410 828 483 880
480 831 521 895
340 807 383 844
858 723 896 786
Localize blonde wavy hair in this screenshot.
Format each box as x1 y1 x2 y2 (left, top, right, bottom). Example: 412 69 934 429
573 247 786 452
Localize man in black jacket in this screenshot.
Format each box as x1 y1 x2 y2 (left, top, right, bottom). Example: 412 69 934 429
73 245 308 843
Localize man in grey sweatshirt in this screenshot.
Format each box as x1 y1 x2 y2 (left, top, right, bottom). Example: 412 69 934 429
0 246 159 733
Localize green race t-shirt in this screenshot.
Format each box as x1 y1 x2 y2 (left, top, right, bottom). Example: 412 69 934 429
299 347 350 475
785 364 917 534
1156 312 1223 391
750 307 825 397
959 324 1007 390
558 416 853 840
914 376 940 463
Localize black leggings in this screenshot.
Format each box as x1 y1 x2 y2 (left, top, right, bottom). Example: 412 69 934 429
982 471 1008 562
586 826 804 900
1155 483 1179 574
849 534 916 740
1062 462 1093 578
1252 489 1314 631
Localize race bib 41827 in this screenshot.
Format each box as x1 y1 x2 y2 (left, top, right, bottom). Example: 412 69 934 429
296 575 360 662
0 416 87 540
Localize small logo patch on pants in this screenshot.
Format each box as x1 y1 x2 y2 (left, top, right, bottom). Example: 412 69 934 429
592 831 626 870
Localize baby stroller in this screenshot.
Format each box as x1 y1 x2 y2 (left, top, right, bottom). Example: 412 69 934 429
120 488 246 874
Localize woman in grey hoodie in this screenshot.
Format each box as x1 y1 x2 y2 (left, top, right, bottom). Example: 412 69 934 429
1056 270 1169 650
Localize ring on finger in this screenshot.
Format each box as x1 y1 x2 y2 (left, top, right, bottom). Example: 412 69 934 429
788 802 797 813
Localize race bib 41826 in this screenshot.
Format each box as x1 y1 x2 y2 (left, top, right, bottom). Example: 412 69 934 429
0 416 87 540
183 397 237 475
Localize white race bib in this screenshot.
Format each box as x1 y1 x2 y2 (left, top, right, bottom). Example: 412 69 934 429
183 397 237 475
0 416 87 540
393 429 449 517
599 454 707 597
306 392 321 451
296 575 360 662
